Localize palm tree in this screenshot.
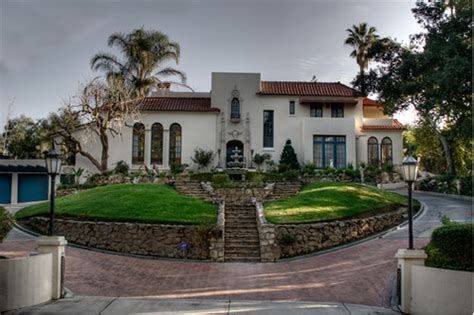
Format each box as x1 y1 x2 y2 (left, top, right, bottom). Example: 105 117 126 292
91 28 189 97
344 23 379 74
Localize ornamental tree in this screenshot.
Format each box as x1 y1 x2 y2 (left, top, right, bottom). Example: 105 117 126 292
279 139 300 172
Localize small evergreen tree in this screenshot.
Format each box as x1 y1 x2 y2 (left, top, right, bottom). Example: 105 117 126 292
279 139 300 172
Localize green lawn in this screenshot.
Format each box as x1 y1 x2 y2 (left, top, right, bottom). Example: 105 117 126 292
15 184 217 225
264 182 410 224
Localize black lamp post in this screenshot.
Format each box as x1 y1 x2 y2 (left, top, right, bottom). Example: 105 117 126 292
401 156 419 250
45 148 62 236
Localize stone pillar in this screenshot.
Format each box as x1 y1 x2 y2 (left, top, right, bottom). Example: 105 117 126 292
395 248 427 313
37 236 68 299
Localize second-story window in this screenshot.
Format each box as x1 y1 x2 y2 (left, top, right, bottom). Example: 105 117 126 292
289 101 295 115
263 110 274 148
231 98 240 119
331 103 344 117
310 103 323 117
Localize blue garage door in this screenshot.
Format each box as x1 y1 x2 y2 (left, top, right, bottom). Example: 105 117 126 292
18 174 48 203
0 175 12 203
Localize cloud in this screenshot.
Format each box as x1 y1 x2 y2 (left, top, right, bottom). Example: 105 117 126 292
0 61 9 75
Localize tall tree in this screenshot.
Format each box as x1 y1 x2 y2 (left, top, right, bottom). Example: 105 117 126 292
50 78 139 173
1 116 42 158
352 1 471 176
91 28 188 97
344 22 380 75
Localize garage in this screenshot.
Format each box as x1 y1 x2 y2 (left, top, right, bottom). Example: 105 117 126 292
0 174 12 203
0 159 49 204
18 174 49 203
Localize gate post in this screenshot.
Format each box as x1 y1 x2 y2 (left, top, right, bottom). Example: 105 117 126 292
395 248 427 313
37 236 67 299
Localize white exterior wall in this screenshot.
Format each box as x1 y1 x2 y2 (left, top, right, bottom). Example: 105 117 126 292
357 130 404 166
74 112 217 174
70 72 404 173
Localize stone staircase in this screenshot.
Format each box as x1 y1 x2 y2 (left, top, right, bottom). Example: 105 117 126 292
268 181 302 200
224 204 261 262
173 181 213 201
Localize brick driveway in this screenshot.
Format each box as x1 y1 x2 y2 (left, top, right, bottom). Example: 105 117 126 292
0 236 427 307
2 191 469 307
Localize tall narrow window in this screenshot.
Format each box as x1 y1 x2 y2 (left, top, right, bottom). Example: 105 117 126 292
381 137 393 165
289 101 295 115
313 135 346 168
367 137 379 165
231 98 240 120
169 123 182 165
263 110 274 148
310 103 323 117
132 123 145 164
331 103 344 117
150 123 163 164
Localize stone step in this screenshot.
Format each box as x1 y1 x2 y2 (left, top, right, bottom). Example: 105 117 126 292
225 256 260 262
225 241 260 247
225 225 258 230
225 249 260 257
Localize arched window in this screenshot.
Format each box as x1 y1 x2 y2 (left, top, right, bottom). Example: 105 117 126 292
169 123 182 165
132 123 145 164
381 137 393 165
150 123 163 164
231 98 240 119
367 137 379 165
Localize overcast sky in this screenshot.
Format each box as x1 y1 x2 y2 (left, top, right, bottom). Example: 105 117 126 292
1 0 421 128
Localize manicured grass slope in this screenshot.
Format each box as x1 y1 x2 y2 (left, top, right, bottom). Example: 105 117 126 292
264 182 409 224
15 184 216 225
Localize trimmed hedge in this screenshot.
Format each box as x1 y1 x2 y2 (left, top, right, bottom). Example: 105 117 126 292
425 223 473 272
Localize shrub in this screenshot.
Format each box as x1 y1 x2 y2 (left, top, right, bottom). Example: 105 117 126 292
425 223 473 271
170 163 186 176
191 148 214 171
279 139 300 172
279 233 296 245
0 207 13 243
301 162 316 176
113 161 129 175
282 170 300 180
190 172 214 182
61 174 75 185
212 173 231 186
246 171 283 182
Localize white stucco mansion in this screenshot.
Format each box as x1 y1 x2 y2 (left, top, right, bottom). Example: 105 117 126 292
72 72 405 174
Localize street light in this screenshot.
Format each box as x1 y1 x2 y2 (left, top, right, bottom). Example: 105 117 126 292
44 148 62 236
401 156 419 250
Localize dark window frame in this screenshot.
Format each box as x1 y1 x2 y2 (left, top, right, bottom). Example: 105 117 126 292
150 122 164 165
289 101 296 115
169 123 182 165
263 110 274 148
313 135 346 168
367 137 379 165
331 103 344 118
310 103 323 117
230 98 240 120
381 137 393 165
132 123 145 164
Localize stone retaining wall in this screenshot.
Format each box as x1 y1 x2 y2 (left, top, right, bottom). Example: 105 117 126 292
276 209 406 258
20 216 223 260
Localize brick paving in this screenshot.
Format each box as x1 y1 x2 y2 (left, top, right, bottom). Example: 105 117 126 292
0 236 427 307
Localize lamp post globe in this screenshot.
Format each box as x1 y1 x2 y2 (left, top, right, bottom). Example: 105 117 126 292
401 156 418 250
44 148 62 236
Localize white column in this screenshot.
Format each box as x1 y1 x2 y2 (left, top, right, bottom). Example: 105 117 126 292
144 128 151 167
163 129 170 169
36 236 68 299
395 248 427 313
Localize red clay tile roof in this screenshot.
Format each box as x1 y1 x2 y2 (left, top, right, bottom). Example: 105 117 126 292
362 119 406 130
363 98 384 107
259 81 357 97
130 97 220 112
